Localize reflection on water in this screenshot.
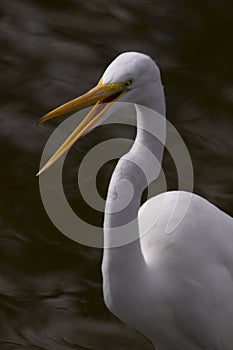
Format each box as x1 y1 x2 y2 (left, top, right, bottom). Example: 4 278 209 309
0 0 232 348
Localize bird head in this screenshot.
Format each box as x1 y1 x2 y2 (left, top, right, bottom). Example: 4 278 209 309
36 52 163 175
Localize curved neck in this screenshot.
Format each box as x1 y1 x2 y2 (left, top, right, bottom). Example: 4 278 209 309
103 99 166 266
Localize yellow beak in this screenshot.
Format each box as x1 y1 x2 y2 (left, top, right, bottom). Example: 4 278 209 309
36 79 126 176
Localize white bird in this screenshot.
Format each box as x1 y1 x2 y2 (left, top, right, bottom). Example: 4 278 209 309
37 52 233 349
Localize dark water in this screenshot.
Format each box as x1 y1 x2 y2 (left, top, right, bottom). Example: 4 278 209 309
0 0 233 349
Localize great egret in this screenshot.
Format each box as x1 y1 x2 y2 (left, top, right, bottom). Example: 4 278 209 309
37 52 233 349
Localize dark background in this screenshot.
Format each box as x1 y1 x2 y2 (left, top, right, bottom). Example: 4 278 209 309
0 0 232 349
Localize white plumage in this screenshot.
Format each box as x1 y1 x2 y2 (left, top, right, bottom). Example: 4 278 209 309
38 52 233 349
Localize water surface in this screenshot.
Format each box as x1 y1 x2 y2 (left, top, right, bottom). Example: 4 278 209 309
0 0 232 348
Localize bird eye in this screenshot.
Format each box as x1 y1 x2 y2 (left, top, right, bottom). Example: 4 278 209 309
124 78 133 87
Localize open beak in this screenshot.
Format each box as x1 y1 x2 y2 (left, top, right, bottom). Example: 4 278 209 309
36 79 126 176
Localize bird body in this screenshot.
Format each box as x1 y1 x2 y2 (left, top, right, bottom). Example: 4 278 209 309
103 191 233 349
37 52 233 349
